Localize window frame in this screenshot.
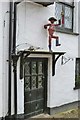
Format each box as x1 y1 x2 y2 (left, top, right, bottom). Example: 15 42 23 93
55 2 74 33
74 58 80 90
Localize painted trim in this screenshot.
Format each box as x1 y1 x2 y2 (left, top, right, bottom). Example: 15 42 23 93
55 27 79 36
48 101 79 115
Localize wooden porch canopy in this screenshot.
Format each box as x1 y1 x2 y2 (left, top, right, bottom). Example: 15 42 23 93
13 50 65 78
35 1 54 6
15 0 56 6
31 0 57 6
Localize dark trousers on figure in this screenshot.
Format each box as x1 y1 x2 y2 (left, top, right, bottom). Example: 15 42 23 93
49 37 60 51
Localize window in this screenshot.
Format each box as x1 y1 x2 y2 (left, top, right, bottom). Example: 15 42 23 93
75 58 80 89
55 2 74 32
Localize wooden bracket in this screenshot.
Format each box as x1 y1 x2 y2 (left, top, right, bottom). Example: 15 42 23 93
18 50 65 78
20 51 30 79
52 52 65 76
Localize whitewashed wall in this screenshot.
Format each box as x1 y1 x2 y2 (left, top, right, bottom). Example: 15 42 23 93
78 1 80 57
49 51 78 107
17 58 24 114
0 0 79 118
59 0 74 3
0 2 9 117
16 1 79 114
0 2 3 117
16 2 55 51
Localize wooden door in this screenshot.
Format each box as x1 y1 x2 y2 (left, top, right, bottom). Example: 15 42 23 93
24 58 48 118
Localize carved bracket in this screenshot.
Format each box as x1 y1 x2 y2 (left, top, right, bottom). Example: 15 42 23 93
18 50 65 78
52 52 65 76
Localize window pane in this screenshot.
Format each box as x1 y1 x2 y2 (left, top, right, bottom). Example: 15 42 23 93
64 6 72 29
31 62 36 75
24 62 30 75
55 3 62 27
55 3 73 30
38 62 43 74
55 3 62 20
38 76 43 88
25 77 30 91
31 76 36 89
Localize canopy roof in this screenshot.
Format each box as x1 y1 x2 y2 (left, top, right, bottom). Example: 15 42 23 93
14 0 56 6
35 2 54 6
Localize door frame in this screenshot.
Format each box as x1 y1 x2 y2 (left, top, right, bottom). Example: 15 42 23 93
24 57 48 116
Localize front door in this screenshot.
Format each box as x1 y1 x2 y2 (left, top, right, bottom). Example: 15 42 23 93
24 58 48 118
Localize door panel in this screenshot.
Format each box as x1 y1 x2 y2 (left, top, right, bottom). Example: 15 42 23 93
24 58 47 118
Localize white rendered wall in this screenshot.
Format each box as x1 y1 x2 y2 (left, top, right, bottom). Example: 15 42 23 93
16 2 55 51
49 58 78 107
17 58 24 114
78 1 80 57
0 2 9 117
0 3 3 117
16 1 79 113
0 2 9 116
47 33 79 107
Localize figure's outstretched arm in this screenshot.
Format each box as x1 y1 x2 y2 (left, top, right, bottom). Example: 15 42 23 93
44 23 51 29
54 19 61 26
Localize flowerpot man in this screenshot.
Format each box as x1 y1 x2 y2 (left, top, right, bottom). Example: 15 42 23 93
44 17 61 52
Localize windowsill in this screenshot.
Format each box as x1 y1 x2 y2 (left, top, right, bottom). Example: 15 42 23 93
74 86 80 90
55 27 79 36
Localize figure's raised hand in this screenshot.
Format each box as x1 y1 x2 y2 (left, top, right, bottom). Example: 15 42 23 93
44 25 47 29
58 19 61 25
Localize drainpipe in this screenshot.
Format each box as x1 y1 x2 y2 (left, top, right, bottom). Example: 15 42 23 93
13 3 17 114
13 2 22 115
8 2 13 115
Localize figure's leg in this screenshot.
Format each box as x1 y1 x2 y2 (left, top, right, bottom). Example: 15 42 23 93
52 36 61 46
56 37 61 46
49 36 52 51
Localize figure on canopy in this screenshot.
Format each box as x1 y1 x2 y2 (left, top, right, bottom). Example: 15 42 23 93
44 17 61 52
